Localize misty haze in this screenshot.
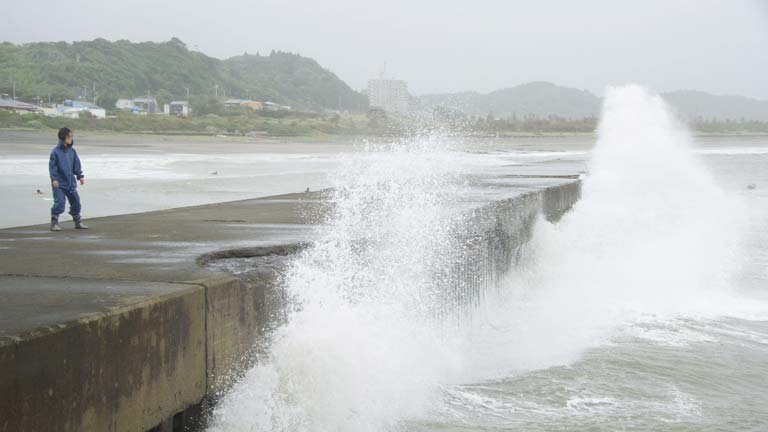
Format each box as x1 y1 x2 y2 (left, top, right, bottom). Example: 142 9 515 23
1 1 767 432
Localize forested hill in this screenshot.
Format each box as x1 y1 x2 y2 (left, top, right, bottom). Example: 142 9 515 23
661 90 768 122
0 38 368 112
419 82 601 119
420 82 768 122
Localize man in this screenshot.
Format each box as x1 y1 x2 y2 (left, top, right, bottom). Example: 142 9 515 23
49 127 89 231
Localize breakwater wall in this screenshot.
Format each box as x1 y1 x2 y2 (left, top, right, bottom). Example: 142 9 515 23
0 181 581 432
436 181 582 315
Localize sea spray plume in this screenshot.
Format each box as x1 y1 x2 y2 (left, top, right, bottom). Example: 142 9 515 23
463 84 746 378
554 84 745 308
208 135 473 432
208 85 747 430
287 137 467 310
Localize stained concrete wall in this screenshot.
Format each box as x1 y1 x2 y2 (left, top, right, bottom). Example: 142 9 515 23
437 181 582 313
0 286 206 432
197 275 265 395
0 274 275 432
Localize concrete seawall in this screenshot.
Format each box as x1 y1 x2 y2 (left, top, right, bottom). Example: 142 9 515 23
449 180 582 308
0 278 206 431
0 181 581 431
1 193 320 431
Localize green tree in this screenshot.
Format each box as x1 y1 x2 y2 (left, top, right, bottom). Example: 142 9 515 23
0 39 368 111
96 93 118 110
156 89 173 110
190 96 221 115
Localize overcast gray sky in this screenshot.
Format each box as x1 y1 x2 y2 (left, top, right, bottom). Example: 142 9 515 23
4 0 767 98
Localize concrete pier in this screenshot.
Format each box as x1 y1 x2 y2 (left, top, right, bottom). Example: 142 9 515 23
0 180 581 431
0 193 322 432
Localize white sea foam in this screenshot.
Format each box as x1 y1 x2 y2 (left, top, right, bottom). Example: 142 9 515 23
208 86 757 431
460 85 751 379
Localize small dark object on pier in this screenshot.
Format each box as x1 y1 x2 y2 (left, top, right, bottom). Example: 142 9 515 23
36 189 43 195
210 171 218 176
747 184 757 190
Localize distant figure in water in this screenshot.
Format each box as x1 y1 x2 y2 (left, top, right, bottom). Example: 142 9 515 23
49 127 88 231
747 184 757 190
305 187 310 193
211 171 218 176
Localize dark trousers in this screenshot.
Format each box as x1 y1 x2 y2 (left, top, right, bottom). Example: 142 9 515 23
51 187 82 217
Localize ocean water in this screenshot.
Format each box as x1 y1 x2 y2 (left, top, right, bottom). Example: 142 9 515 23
207 86 768 431
0 138 347 229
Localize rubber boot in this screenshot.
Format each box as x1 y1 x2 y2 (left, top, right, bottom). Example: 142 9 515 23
50 215 61 232
73 214 89 230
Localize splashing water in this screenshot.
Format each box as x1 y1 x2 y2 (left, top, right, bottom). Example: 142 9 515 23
208 86 753 431
208 137 478 431
459 85 748 379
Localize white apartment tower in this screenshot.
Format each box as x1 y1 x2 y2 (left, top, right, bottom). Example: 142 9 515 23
367 79 410 113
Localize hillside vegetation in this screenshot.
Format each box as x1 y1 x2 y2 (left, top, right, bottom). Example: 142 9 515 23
0 38 368 112
420 82 768 122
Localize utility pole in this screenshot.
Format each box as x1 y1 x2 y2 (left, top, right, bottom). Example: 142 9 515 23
214 84 219 99
185 87 190 99
12 80 15 100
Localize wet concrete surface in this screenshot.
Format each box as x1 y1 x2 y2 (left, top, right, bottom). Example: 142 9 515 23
0 192 323 285
0 191 327 432
0 276 194 341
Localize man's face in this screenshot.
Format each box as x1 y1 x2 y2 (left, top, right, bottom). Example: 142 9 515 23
65 132 73 145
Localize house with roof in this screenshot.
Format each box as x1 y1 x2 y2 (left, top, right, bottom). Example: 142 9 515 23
263 101 291 111
57 100 106 119
0 94 42 114
116 99 135 110
167 101 190 117
223 99 265 111
131 98 159 115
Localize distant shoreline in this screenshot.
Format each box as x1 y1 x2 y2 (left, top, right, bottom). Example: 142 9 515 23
1 127 766 141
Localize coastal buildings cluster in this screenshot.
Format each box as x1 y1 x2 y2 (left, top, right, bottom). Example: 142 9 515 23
0 94 292 119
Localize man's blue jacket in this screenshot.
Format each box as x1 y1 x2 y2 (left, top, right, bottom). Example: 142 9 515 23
49 139 84 191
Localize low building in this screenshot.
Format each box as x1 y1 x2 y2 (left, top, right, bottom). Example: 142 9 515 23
57 100 106 119
115 99 134 110
240 101 264 111
223 99 266 111
59 110 82 119
132 98 159 114
224 99 246 109
40 106 59 117
169 101 190 117
263 101 291 111
0 94 42 114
